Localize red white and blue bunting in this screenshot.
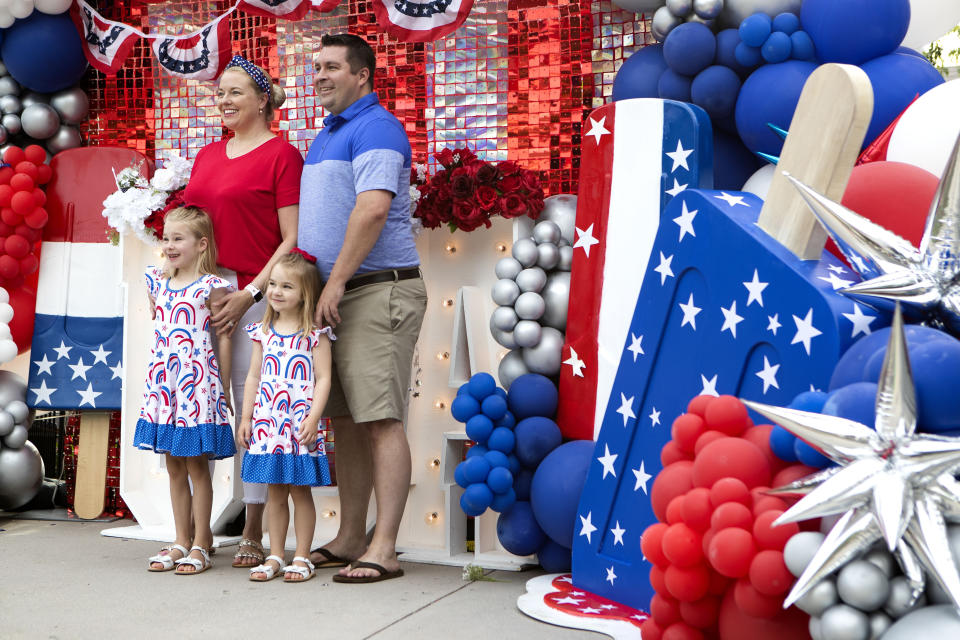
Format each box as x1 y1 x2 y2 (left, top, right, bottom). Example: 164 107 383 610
372 0 475 42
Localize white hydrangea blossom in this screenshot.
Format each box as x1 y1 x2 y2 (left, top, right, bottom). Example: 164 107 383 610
101 155 193 245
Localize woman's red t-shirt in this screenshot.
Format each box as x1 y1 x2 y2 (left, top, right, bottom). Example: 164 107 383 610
183 136 303 289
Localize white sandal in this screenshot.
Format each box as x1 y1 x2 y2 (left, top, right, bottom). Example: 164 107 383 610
148 544 189 572
283 556 315 583
249 555 285 582
174 546 212 575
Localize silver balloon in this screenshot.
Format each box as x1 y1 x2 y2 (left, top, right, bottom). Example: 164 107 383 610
0 371 25 407
497 349 529 390
809 617 823 640
532 220 561 245
490 325 518 350
887 576 926 618
21 103 61 140
0 95 21 115
3 424 27 449
686 14 715 27
521 327 564 376
495 256 523 281
2 114 20 135
0 410 12 437
541 271 570 331
492 305 519 332
0 125 7 146
558 245 574 272
652 6 683 41
513 320 542 348
0 76 19 97
796 579 838 617
512 238 539 268
820 604 870 640
718 0 802 28
537 194 577 245
838 561 890 611
514 291 545 321
610 0 667 13
536 243 560 271
784 531 826 577
881 605 960 639
516 267 547 293
20 92 49 109
6 400 28 423
869 611 892 639
46 125 83 154
50 87 90 125
491 279 521 307
693 0 723 19
0 61 7 75
665 0 692 16
864 547 895 577
0 441 44 510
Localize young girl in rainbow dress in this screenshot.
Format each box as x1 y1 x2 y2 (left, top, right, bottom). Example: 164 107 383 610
239 249 334 583
133 206 236 575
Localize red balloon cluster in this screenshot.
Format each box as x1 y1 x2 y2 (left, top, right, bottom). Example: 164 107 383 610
0 145 52 290
639 395 818 640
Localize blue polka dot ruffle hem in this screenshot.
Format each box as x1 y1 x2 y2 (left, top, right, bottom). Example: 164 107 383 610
241 451 332 486
133 419 236 460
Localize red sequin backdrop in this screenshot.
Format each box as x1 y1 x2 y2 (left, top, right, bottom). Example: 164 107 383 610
70 0 651 517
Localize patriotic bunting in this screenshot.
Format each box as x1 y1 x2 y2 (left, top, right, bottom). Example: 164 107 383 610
70 1 141 75
371 0 476 42
149 14 232 81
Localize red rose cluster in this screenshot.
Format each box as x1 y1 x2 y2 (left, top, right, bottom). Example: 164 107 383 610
639 395 817 640
144 189 185 242
412 147 545 232
0 145 52 289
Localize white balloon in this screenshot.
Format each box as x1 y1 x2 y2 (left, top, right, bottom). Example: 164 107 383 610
0 0 13 10
611 0 666 12
35 0 73 14
0 287 8 304
0 324 11 340
9 0 32 19
0 10 14 29
0 339 15 363
0 302 11 324
741 164 776 200
887 80 960 180
902 0 960 50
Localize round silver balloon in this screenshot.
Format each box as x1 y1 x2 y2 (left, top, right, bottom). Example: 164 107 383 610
46 125 83 154
718 0 802 28
532 220 562 245
558 245 574 271
537 194 577 245
512 238 539 268
809 617 823 640
0 410 12 437
864 548 895 577
0 441 44 510
837 560 890 612
652 6 683 41
784 531 826 578
516 267 547 294
0 76 19 97
665 0 693 16
3 424 27 449
869 612 892 639
541 271 570 331
495 256 523 281
0 94 21 115
610 0 667 13
492 305 520 332
21 103 61 140
0 61 7 75
0 371 25 407
1 114 20 135
881 605 960 639
20 92 49 109
820 604 870 640
521 327 564 376
514 291 545 321
498 349 529 389
686 13 714 27
693 0 723 18
50 87 90 125
886 576 925 619
536 243 560 271
6 400 28 423
514 320 542 348
490 324 518 350
0 125 7 146
796 579 839 617
492 278 521 307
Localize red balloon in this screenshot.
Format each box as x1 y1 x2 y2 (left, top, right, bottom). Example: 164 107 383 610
752 496 788 518
3 146 25 166
36 164 52 185
641 619 664 640
693 438 771 489
718 588 810 640
24 207 48 230
651 593 682 626
0 221 13 236
732 578 782 618
10 173 34 193
742 424 786 474
752 510 799 551
23 145 46 165
708 528 756 578
771 464 818 488
651 564 669 593
8 284 36 354
672 413 706 454
0 184 12 207
662 440 693 466
704 396 750 436
0 254 18 279
0 166 13 185
643 522 671 567
749 550 794 596
662 622 705 640
711 502 754 532
709 570 732 596
14 162 38 183
32 188 46 208
666 496 686 525
694 430 726 455
1 207 22 227
663 523 704 567
15 224 40 243
709 478 751 509
10 190 35 216
19 253 38 277
664 563 711 602
4 235 29 259
679 595 720 629
686 395 712 417
682 488 714 532
651 461 695 522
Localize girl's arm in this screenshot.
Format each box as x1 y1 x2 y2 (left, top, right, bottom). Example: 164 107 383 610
148 293 156 320
297 335 332 448
209 287 233 412
238 341 263 449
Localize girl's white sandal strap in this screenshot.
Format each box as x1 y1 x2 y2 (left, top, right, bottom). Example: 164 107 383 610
283 557 315 579
148 543 189 569
249 555 285 578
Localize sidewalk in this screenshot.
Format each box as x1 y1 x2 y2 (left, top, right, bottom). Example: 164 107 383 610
1 516 599 640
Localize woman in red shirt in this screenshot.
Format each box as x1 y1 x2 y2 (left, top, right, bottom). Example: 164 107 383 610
183 55 303 569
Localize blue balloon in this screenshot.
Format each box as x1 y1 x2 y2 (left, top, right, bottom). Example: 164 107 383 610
496 501 546 556
462 456 492 484
795 439 832 468
663 23 717 77
487 466 514 494
484 450 510 469
895 46 927 59
772 12 800 35
735 60 817 156
466 444 488 459
712 129 762 191
802 0 910 65
465 414 494 443
514 468 534 500
612 44 667 101
457 383 470 396
488 426 516 453
735 42 763 68
507 374 558 420
538 538 572 572
461 483 494 516
481 394 508 421
761 32 792 64
790 31 817 61
658 69 693 102
468 372 497 400
769 425 799 462
823 382 878 427
739 13 772 48
716 29 753 77
507 454 521 475
691 65 742 119
833 325 954 390
788 390 829 412
514 416 563 469
1 13 88 93
454 461 470 488
491 487 517 513
451 394 481 422
860 52 944 147
530 440 593 548
495 411 516 429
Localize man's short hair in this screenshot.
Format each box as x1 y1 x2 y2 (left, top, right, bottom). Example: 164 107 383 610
320 33 376 90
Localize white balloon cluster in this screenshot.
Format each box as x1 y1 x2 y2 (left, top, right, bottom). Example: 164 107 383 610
0 61 88 156
0 0 71 29
0 370 42 510
491 195 577 389
652 0 726 41
0 286 18 363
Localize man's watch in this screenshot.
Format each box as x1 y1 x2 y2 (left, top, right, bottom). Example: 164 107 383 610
244 283 263 303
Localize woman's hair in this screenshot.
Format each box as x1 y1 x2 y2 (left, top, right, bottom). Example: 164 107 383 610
160 207 218 278
261 252 322 336
224 60 286 121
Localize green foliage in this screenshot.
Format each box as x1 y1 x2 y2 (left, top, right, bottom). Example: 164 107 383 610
923 25 960 73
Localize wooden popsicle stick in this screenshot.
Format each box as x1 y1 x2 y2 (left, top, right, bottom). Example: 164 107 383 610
757 63 874 260
73 412 111 519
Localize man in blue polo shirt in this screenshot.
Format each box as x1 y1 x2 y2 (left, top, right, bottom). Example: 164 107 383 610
298 33 426 583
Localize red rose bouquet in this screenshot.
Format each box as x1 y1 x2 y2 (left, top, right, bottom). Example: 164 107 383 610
411 147 545 232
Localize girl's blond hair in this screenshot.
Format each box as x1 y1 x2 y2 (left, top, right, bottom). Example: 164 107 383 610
260 252 321 337
160 207 219 278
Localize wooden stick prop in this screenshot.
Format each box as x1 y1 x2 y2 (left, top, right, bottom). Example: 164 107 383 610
570 65 887 610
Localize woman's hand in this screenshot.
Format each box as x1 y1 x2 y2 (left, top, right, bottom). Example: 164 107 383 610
211 290 254 333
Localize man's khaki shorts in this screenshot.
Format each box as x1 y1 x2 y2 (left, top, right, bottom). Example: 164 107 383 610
323 275 427 424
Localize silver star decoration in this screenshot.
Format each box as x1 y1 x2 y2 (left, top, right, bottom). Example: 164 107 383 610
743 305 960 612
783 133 960 333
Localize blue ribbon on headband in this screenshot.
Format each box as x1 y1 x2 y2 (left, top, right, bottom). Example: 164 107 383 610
224 55 270 93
